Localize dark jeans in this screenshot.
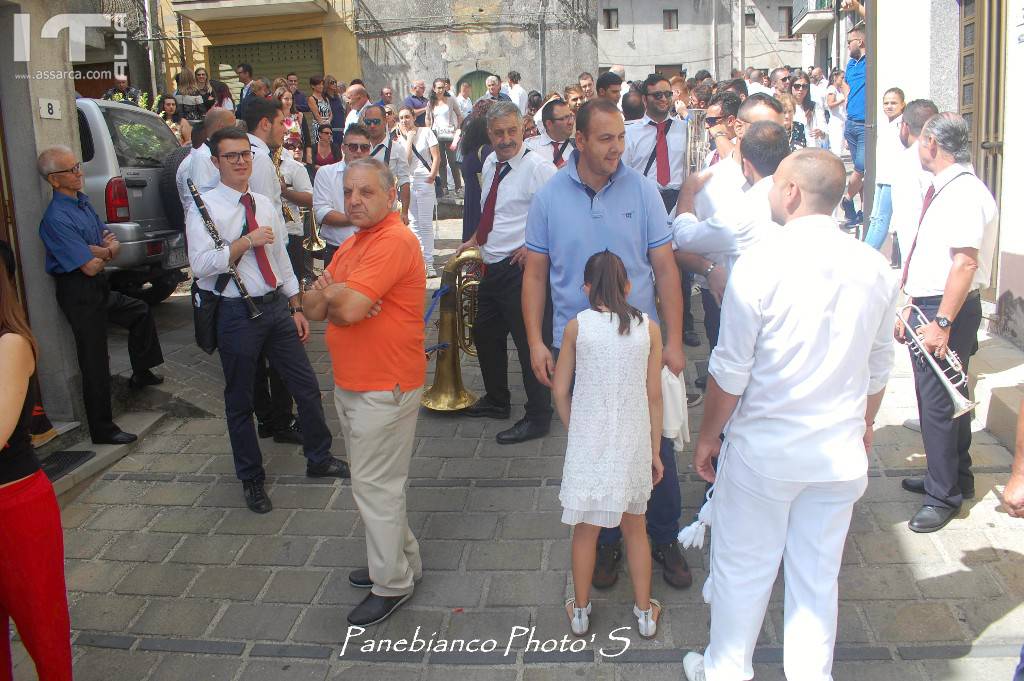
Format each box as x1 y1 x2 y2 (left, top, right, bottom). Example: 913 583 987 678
473 258 552 423
216 292 332 481
286 234 311 286
658 187 694 333
909 291 981 509
253 355 293 432
551 346 683 545
323 243 339 271
54 272 163 440
435 136 461 194
701 287 721 352
1015 644 1024 681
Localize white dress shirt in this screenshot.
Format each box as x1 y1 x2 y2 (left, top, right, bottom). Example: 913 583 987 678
694 150 748 221
810 81 828 110
797 103 828 149
623 114 689 191
747 81 773 97
279 152 312 236
312 160 353 247
247 134 283 218
524 131 575 167
369 136 411 187
711 214 898 483
176 144 220 212
186 182 299 299
902 163 999 298
456 94 474 119
345 101 370 131
672 176 776 279
478 145 557 264
874 115 904 186
888 141 931 258
508 83 529 115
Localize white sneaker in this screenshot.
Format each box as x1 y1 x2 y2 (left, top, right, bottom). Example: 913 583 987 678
682 651 707 681
903 418 921 432
633 598 661 639
565 598 591 636
426 264 438 278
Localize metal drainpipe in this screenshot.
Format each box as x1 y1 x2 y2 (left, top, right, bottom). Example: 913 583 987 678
145 0 158 95
539 1 547 94
863 0 877 228
711 0 719 78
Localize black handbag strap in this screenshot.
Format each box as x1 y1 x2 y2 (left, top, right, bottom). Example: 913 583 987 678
411 143 432 171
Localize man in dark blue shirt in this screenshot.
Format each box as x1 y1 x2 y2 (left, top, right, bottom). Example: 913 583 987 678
37 145 164 445
841 26 867 225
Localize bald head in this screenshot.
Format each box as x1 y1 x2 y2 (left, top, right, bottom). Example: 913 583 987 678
769 149 847 223
204 107 236 135
346 84 368 108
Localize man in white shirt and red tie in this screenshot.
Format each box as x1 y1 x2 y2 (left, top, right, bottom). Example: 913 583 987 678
524 97 576 168
457 102 557 444
682 149 898 681
186 127 347 514
896 112 999 533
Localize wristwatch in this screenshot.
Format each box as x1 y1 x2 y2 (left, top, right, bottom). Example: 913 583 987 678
935 315 951 329
289 306 304 316
703 262 717 277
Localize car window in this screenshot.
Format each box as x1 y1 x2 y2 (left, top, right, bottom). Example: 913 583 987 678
77 109 95 162
102 106 180 168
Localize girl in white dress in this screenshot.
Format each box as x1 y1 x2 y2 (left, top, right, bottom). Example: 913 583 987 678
826 69 848 157
397 106 440 276
553 251 664 639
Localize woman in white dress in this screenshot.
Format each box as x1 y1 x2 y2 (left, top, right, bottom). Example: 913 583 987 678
397 106 440 276
426 78 464 196
553 251 664 640
791 72 827 149
826 69 847 157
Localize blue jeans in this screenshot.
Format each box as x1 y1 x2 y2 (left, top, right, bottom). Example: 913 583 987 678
1015 644 1024 681
844 119 865 173
863 184 892 250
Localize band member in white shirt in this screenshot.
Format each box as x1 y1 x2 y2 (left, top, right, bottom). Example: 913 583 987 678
672 121 790 352
176 108 235 212
278 141 313 282
457 102 557 445
359 105 411 225
896 112 999 533
185 127 348 514
312 125 374 266
682 149 898 681
524 98 576 168
889 99 938 264
623 73 688 212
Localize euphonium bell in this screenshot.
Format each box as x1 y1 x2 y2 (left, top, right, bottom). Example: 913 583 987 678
422 248 483 411
302 206 327 253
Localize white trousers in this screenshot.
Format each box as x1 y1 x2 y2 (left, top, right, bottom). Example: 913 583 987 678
334 385 424 597
408 177 437 269
704 448 867 681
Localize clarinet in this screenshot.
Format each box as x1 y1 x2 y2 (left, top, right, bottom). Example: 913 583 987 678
187 179 262 320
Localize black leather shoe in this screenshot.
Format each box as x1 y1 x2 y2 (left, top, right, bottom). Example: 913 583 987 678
257 422 273 439
496 419 549 444
653 540 693 589
93 430 138 445
909 504 959 533
306 456 351 479
349 568 373 589
347 591 412 626
129 369 164 389
695 375 707 390
272 422 303 444
902 476 975 500
593 542 622 589
464 397 511 420
243 479 273 514
684 331 701 347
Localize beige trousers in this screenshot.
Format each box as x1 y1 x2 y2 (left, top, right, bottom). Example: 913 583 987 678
334 385 423 597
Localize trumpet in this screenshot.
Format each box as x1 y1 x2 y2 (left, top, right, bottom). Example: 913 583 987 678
271 146 296 223
899 304 978 419
686 108 709 175
302 207 326 253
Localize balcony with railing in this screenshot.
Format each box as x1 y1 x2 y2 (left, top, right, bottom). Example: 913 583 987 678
171 0 332 23
793 0 836 35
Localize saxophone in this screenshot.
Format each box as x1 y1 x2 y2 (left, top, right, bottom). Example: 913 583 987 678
271 146 297 223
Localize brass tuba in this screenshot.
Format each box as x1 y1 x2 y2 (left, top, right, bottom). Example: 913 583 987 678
422 248 483 411
685 108 709 175
302 206 326 253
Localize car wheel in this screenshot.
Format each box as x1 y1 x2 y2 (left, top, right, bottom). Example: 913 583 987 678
131 273 182 305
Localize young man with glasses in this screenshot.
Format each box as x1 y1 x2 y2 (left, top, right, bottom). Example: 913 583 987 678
313 125 377 266
769 66 791 96
525 98 576 168
37 145 165 445
186 127 347 514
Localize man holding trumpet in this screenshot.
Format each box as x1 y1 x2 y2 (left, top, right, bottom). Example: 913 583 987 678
896 112 998 533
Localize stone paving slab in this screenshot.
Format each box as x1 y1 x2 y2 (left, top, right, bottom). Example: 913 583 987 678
10 225 1021 680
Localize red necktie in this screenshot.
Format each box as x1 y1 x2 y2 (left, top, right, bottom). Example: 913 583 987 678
653 120 670 186
475 161 507 246
551 141 565 168
898 184 936 291
239 193 277 288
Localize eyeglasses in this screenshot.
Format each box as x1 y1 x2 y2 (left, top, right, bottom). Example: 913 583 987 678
778 76 791 82
346 143 372 153
363 118 383 126
792 83 808 90
550 113 575 123
647 90 673 100
47 162 82 177
219 151 254 163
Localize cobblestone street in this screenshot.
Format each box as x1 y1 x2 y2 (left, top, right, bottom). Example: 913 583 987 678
13 222 1024 681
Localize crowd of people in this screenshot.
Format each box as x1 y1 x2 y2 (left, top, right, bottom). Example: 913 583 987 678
6 6 1022 679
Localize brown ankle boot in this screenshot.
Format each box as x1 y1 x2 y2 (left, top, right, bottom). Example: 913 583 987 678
592 542 622 589
653 540 692 589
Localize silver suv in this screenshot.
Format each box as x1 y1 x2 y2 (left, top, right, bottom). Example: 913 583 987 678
76 98 188 304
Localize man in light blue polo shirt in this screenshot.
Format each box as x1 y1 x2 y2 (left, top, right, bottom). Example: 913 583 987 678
842 26 868 225
522 98 692 591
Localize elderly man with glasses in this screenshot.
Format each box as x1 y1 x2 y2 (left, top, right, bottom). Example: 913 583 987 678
37 145 165 445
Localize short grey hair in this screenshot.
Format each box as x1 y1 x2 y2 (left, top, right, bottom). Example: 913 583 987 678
486 101 521 127
921 112 971 164
485 75 500 86
37 145 75 177
346 157 395 193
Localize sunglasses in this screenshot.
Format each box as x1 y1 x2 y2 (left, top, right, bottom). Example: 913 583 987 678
792 83 808 90
363 118 383 126
704 116 723 127
345 143 372 153
47 162 82 176
647 90 673 100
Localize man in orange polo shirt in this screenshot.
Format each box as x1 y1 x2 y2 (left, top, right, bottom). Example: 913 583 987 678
302 157 426 627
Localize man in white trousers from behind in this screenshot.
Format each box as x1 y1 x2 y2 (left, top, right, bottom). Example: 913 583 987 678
682 148 898 681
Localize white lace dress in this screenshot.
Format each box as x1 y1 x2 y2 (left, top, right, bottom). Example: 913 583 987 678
560 309 653 527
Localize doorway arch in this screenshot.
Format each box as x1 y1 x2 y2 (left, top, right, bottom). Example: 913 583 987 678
455 70 495 102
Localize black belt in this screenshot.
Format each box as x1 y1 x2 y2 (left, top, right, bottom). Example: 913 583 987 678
222 289 282 305
912 289 980 306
